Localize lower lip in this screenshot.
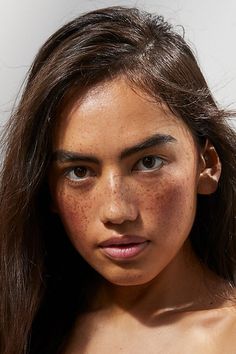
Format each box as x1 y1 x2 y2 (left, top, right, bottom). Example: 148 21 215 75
100 241 149 260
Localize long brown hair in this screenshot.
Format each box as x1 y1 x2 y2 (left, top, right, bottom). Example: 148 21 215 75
0 6 235 353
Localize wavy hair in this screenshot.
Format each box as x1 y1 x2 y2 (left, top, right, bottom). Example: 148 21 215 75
0 6 235 354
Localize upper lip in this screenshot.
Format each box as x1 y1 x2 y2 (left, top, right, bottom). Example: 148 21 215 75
99 235 148 247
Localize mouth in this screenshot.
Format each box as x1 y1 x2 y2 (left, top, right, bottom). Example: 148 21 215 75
99 236 150 260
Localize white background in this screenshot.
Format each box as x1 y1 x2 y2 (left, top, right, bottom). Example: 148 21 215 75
0 0 235 126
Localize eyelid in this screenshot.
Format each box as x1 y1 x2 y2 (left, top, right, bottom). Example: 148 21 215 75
133 155 166 172
64 165 95 182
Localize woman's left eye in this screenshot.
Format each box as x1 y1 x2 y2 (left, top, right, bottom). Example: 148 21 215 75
133 155 164 171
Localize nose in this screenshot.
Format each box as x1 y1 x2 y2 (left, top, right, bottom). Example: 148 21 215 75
99 174 138 225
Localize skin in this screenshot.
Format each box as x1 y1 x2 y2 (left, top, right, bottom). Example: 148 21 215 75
49 77 236 353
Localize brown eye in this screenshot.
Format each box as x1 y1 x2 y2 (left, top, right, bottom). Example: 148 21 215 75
134 155 163 171
142 156 157 168
66 166 92 181
73 167 88 178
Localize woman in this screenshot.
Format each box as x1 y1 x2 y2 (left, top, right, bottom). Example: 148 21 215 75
0 6 236 354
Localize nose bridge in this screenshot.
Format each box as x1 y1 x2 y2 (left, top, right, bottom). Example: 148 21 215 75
108 172 126 198
99 171 138 224
105 172 131 209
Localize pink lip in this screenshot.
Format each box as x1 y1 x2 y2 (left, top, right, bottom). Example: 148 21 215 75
99 236 150 260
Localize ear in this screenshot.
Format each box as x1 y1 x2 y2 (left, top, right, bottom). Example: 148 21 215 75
197 139 222 195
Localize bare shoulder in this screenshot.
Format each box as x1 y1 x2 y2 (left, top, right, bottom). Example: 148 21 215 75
62 299 236 354
177 304 236 354
216 305 236 351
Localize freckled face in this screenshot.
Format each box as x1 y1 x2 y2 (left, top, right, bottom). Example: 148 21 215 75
49 78 202 286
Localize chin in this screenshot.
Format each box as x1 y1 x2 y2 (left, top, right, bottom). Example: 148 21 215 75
102 270 156 287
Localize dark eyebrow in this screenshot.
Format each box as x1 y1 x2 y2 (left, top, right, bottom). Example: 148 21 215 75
120 133 176 159
52 133 176 164
51 150 99 164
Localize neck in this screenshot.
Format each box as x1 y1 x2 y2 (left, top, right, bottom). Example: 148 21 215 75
88 242 235 320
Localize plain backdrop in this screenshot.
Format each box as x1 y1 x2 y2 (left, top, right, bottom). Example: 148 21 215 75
0 0 235 126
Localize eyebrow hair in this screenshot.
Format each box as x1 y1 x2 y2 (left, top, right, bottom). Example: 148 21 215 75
52 133 176 164
120 133 176 159
51 150 99 164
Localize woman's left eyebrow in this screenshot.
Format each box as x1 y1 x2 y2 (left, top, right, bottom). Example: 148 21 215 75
52 133 176 163
120 133 176 159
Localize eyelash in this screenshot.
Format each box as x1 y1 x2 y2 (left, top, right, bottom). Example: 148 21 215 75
133 155 164 172
65 166 95 182
64 155 165 183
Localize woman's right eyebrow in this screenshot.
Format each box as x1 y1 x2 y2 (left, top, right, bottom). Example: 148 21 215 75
51 150 99 164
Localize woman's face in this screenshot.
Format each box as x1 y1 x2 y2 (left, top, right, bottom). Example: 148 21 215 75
49 77 204 286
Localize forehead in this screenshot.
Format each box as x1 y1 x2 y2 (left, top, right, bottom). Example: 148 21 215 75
53 77 195 152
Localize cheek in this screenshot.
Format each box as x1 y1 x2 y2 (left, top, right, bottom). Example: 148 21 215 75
53 190 93 246
141 174 197 237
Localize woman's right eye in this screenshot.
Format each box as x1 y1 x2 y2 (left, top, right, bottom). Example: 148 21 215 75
65 166 93 181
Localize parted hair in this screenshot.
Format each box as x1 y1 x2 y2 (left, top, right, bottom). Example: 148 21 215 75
0 6 235 354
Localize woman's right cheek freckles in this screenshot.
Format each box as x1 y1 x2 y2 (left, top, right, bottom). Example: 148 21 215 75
54 191 97 235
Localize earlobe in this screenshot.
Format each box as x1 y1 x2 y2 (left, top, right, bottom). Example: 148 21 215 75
197 140 222 195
